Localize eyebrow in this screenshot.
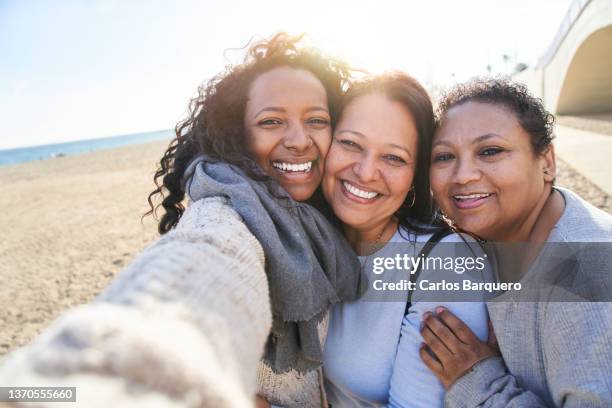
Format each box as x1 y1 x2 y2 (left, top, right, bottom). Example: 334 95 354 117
336 129 413 159
253 106 329 118
433 132 504 148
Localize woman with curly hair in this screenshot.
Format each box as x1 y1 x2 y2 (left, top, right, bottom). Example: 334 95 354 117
420 78 612 407
0 33 362 408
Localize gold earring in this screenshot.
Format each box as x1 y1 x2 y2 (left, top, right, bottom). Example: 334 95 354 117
407 187 416 208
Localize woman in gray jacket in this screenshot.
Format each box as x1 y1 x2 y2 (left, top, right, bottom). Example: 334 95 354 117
422 78 612 407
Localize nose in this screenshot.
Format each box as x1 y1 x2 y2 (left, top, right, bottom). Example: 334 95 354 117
352 152 380 182
452 157 481 185
283 122 311 152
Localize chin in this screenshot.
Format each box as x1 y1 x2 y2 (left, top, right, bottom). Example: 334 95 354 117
333 209 368 230
455 218 489 237
284 185 316 202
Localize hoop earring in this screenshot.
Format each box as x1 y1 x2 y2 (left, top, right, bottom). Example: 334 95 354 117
406 186 416 208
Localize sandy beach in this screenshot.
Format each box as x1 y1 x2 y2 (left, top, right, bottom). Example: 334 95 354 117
0 140 169 356
1 138 611 357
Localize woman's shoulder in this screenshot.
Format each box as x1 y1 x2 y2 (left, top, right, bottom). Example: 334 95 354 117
183 197 241 225
174 197 262 254
554 187 612 242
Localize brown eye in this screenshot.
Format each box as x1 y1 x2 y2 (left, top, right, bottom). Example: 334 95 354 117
307 117 330 129
338 139 360 149
480 147 504 156
433 152 454 162
384 154 407 165
258 119 283 126
308 118 329 124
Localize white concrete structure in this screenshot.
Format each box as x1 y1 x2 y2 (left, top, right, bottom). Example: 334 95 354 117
514 0 612 115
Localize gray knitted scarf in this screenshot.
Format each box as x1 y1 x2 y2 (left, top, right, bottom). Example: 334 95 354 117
183 155 363 374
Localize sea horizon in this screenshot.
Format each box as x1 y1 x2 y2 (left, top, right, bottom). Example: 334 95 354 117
0 129 174 166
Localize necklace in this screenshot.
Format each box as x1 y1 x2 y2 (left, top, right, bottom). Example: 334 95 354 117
360 218 395 257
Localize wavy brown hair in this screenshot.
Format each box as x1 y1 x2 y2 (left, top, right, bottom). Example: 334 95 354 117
145 33 353 234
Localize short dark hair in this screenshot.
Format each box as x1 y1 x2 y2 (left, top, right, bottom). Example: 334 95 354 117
437 77 555 154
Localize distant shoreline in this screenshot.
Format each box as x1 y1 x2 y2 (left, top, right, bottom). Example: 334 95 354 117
0 129 173 166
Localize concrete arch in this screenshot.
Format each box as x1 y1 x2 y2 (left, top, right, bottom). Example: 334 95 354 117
514 0 612 114
556 25 612 115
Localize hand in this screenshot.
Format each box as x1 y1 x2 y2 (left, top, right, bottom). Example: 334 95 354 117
419 307 500 389
255 395 271 408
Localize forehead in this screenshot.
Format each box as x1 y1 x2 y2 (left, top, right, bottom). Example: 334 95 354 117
338 92 418 146
436 101 521 141
247 66 328 109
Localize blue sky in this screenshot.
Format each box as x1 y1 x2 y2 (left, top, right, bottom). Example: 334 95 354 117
0 0 572 149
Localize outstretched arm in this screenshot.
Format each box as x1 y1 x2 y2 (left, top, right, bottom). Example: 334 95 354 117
0 197 272 407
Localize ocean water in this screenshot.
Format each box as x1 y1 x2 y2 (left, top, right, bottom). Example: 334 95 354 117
0 129 173 166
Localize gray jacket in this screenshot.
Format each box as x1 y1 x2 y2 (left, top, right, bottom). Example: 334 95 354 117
445 187 612 407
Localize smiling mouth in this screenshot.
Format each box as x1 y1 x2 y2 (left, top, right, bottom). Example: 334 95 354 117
271 160 314 173
452 193 493 209
342 180 380 200
453 193 493 201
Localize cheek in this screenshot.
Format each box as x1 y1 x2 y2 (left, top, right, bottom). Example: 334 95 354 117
324 143 348 176
322 147 341 194
429 167 447 195
314 129 333 159
245 129 275 166
389 168 415 201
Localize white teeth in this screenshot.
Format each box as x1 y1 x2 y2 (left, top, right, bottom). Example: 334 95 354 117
454 193 492 200
272 161 313 172
343 181 378 200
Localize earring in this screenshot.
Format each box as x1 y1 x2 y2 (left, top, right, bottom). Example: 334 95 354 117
406 187 416 208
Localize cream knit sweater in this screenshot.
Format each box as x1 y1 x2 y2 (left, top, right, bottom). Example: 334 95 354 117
0 197 325 407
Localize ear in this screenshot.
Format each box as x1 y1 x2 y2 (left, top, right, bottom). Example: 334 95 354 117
540 144 556 183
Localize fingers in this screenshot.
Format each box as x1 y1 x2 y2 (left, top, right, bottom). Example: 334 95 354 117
421 313 454 359
420 344 443 375
421 311 462 354
435 307 479 345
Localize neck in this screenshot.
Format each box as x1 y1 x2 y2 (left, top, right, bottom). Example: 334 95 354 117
493 187 565 282
492 186 564 243
343 217 398 255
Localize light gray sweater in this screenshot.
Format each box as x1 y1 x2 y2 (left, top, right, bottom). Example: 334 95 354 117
0 197 324 407
445 187 612 407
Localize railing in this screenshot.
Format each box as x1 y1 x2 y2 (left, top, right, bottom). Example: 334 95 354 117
536 0 592 68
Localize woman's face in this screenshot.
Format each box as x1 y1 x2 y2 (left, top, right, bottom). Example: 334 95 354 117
244 66 332 201
323 92 418 234
430 101 554 241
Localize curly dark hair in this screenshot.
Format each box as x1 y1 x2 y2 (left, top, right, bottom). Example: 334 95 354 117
339 71 438 232
145 33 353 234
437 77 555 154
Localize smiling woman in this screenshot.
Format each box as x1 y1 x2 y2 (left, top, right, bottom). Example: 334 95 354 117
423 78 612 407
244 66 332 201
321 72 491 408
0 33 362 408
430 84 556 242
